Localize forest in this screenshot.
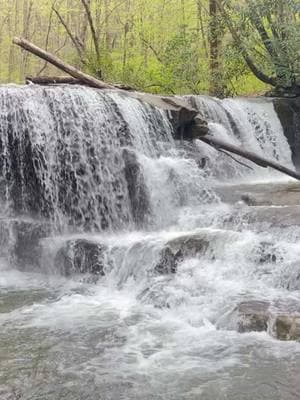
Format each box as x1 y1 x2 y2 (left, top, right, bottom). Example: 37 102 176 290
0 0 299 96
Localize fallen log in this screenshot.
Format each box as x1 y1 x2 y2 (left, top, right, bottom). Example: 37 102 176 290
26 75 135 91
13 37 115 89
199 134 300 181
26 75 85 85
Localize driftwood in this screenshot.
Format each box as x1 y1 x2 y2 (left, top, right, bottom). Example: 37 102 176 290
13 37 300 182
199 135 300 181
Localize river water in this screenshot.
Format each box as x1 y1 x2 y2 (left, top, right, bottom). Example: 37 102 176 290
0 86 299 400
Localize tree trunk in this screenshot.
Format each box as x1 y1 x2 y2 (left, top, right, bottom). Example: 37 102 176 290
199 134 300 181
209 0 223 97
13 37 114 89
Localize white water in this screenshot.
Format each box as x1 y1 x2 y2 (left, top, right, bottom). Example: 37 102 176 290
0 86 299 400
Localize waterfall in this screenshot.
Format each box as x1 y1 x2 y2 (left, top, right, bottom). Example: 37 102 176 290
0 86 175 231
0 86 293 231
0 85 299 400
188 95 294 179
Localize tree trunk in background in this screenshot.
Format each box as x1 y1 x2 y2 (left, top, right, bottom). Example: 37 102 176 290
8 0 20 81
196 1 208 59
181 0 186 36
209 0 223 97
20 0 33 80
122 0 132 77
104 0 111 50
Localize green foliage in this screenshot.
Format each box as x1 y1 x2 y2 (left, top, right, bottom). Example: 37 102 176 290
0 0 298 95
229 0 300 89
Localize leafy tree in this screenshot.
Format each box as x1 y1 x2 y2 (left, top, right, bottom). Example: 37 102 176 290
218 0 300 93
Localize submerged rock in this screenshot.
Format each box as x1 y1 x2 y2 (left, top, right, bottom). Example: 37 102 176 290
55 239 107 276
236 301 270 333
254 241 282 264
13 219 52 269
230 300 300 341
155 233 209 274
0 218 51 269
155 247 182 274
274 315 300 341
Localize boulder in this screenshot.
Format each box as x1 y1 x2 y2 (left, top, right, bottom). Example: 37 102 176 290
132 93 200 139
155 247 182 274
155 233 209 274
236 301 270 333
273 315 300 341
231 300 300 341
54 239 107 277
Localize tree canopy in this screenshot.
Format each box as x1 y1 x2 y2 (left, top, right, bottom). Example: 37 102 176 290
0 0 299 96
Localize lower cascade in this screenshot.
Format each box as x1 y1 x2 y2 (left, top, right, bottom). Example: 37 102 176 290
0 85 300 400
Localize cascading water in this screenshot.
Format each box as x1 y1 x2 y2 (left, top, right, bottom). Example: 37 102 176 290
0 85 299 400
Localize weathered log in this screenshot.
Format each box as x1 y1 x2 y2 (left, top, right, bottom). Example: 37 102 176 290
13 37 115 89
26 75 135 91
26 75 85 85
199 134 300 181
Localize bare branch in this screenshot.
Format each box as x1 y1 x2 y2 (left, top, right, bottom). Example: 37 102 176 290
80 0 100 61
52 5 86 64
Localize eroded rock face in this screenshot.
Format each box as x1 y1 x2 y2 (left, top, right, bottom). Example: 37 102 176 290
229 300 300 341
273 97 300 167
123 149 151 227
155 234 209 274
54 239 107 276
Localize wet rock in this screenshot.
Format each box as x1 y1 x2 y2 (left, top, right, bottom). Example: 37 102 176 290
273 315 300 341
155 233 209 274
0 219 53 269
285 267 300 291
241 194 257 206
177 115 209 141
217 181 300 207
232 300 300 341
155 247 182 274
55 239 107 276
123 149 152 227
236 301 270 333
132 93 199 138
240 194 272 207
255 242 281 264
13 220 52 269
273 97 300 167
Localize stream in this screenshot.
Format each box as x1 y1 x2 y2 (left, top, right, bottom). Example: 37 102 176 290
0 86 299 400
